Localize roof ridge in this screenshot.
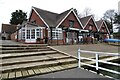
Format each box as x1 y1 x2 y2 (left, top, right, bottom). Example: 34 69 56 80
32 6 59 15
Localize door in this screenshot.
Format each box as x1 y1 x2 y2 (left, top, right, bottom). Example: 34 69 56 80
26 29 36 43
66 32 72 44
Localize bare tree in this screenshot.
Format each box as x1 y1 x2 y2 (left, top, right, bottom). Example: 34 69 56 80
103 9 116 33
79 7 94 18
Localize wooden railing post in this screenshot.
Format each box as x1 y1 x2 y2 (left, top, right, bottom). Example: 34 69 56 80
96 53 99 74
78 48 81 68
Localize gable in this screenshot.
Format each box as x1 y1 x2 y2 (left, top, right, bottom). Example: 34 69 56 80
29 9 46 27
100 23 107 33
99 22 110 34
2 24 17 34
84 18 98 32
60 12 82 29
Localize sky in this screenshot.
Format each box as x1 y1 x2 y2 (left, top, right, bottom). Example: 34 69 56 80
0 0 119 32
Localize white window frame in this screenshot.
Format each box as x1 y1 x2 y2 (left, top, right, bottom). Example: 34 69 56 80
21 28 25 40
52 28 63 40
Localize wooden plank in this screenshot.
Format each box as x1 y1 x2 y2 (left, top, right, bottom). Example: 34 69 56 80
49 67 56 71
16 71 22 78
53 66 61 71
22 70 28 77
28 69 35 75
2 73 8 79
57 66 65 69
39 68 47 73
62 64 69 68
70 63 77 67
9 72 15 79
33 69 40 74
44 68 52 72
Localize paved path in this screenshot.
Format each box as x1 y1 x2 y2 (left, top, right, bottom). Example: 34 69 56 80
0 40 22 45
51 44 119 58
19 68 113 80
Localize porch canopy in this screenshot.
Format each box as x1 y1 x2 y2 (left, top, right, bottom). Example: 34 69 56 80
63 27 89 33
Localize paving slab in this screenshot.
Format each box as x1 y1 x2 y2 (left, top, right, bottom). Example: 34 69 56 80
28 69 35 75
39 68 48 73
9 72 15 78
22 70 29 77
16 71 22 78
43 68 52 72
33 69 41 74
49 67 56 72
2 72 8 79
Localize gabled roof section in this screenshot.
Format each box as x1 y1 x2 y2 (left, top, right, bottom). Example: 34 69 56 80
32 7 58 28
96 20 103 30
80 15 98 31
2 24 17 34
56 8 83 29
31 7 83 28
96 20 110 34
55 9 71 27
80 15 91 27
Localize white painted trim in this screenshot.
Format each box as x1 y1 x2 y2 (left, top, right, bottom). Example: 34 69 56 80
56 9 72 28
72 10 84 29
98 21 103 31
69 28 80 31
56 8 83 29
91 16 99 31
103 21 110 34
83 16 99 32
83 16 92 29
32 7 50 28
98 21 110 34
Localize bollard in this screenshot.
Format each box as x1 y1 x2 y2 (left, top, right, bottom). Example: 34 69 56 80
78 48 81 68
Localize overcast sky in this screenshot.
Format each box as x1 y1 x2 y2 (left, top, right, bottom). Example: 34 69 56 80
0 0 119 32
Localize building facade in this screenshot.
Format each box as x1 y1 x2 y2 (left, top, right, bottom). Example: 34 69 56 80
8 7 110 44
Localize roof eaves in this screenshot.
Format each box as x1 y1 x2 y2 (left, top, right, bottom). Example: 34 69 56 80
56 8 73 28
103 21 110 34
32 7 50 28
83 16 92 29
72 9 84 29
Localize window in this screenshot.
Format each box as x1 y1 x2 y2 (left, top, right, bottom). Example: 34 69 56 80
52 28 63 39
26 30 30 39
31 29 35 39
69 20 74 28
36 28 43 39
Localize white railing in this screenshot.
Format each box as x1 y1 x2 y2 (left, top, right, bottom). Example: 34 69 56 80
78 48 120 75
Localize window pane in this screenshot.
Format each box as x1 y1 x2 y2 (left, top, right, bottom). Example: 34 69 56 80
27 30 30 39
31 29 35 39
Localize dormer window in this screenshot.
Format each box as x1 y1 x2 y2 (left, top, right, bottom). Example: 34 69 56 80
69 20 74 28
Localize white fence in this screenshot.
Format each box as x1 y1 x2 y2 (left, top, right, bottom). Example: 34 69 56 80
78 48 120 75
